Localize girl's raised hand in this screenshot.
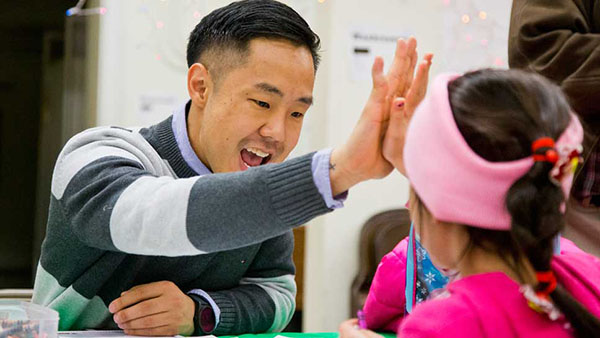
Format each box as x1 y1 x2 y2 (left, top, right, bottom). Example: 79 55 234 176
382 47 433 175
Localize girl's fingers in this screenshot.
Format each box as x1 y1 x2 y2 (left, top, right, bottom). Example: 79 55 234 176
404 37 419 96
406 55 433 111
396 37 417 96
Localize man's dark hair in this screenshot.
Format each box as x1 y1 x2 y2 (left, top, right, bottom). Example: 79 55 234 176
186 0 321 80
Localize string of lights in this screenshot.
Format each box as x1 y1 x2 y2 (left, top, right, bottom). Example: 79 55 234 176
66 0 107 17
441 0 510 71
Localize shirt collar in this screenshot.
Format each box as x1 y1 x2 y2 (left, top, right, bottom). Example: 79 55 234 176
171 101 212 176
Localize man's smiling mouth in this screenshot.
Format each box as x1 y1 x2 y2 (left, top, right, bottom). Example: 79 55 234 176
240 147 273 169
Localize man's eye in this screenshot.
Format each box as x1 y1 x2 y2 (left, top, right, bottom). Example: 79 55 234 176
252 100 270 109
291 112 304 118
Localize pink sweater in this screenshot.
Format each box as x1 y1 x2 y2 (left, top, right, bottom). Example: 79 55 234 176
363 237 410 332
363 238 600 337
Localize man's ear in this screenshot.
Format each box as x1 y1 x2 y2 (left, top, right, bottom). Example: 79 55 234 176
187 63 212 109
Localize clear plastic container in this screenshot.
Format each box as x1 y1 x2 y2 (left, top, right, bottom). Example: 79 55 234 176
0 300 59 338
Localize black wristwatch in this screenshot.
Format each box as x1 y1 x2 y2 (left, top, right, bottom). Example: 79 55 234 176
190 294 216 335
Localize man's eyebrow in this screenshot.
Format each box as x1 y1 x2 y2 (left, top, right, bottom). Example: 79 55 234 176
298 96 313 106
254 82 313 106
255 83 283 97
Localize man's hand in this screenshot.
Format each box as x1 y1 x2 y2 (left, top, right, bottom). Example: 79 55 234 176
330 38 433 195
329 55 391 196
338 319 384 338
108 281 196 336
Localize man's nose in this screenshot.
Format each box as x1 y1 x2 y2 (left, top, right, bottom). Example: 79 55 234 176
258 112 286 143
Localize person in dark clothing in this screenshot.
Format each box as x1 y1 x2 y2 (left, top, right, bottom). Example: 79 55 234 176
509 0 600 256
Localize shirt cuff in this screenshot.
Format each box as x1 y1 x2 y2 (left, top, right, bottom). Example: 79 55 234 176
187 289 220 332
311 148 347 209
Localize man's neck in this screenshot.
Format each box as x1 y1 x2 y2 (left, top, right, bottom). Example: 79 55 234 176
186 104 211 172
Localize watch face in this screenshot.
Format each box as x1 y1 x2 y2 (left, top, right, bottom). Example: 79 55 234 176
200 305 216 333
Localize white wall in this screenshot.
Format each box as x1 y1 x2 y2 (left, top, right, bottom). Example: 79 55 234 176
93 0 511 333
96 0 319 129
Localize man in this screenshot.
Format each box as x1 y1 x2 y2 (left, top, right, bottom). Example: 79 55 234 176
509 0 600 256
33 0 430 336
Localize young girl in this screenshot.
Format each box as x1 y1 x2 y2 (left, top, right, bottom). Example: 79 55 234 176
341 69 600 337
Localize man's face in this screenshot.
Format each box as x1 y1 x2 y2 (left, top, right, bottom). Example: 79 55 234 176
193 38 315 173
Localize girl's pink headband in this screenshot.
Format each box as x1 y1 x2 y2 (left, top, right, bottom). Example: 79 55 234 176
403 73 584 230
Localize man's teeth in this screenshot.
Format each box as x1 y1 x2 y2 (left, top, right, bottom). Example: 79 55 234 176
246 147 269 158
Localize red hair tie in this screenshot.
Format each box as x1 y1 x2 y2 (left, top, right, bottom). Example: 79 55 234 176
532 137 559 164
536 270 557 299
522 270 561 320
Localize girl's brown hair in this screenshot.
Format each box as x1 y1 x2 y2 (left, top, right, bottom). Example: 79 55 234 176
437 69 600 337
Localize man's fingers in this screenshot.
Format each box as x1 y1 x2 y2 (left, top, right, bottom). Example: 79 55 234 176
369 56 388 106
118 311 172 330
121 284 143 296
123 325 178 337
113 297 167 325
404 37 418 96
396 37 416 97
387 39 408 97
371 56 386 89
109 283 164 314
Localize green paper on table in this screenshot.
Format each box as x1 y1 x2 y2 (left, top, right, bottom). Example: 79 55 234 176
218 333 396 338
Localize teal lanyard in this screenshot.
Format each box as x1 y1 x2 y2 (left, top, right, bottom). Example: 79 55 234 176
405 223 417 314
405 223 449 313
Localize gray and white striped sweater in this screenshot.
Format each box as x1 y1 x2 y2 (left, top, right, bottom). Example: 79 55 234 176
32 115 332 335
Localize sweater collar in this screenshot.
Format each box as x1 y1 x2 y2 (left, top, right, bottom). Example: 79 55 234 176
152 101 212 178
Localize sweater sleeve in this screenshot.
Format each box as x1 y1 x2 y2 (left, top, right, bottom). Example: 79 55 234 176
190 232 296 336
52 126 330 256
508 0 600 125
363 237 409 332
